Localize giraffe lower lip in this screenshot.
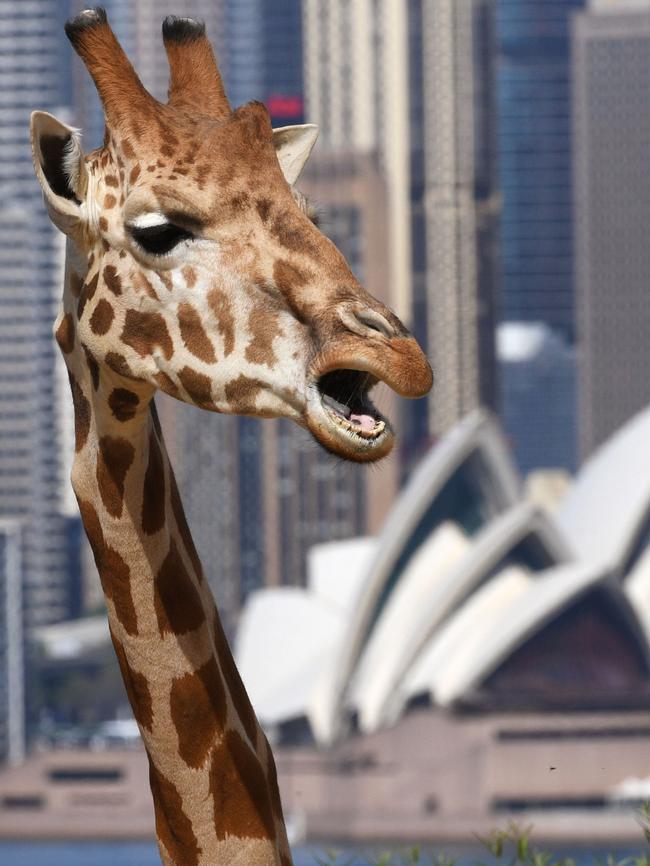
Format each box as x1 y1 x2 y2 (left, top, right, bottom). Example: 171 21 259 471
307 368 394 460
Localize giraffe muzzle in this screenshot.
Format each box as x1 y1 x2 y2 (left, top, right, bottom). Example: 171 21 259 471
303 327 432 461
305 366 394 462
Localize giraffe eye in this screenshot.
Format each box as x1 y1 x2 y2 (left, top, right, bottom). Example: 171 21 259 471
129 222 193 256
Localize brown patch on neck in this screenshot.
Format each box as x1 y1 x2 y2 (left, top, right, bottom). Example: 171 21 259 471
83 346 101 391
111 630 153 731
77 499 138 636
108 388 140 422
78 272 99 319
68 373 91 452
56 314 75 354
169 657 227 770
153 371 180 399
224 375 265 414
208 285 235 357
141 427 165 535
106 352 138 380
89 299 115 335
121 310 174 360
256 198 273 223
270 212 318 257
245 307 280 368
149 762 200 866
211 608 259 746
273 259 309 299
210 729 276 842
154 539 205 636
178 366 213 407
96 436 135 518
178 303 217 364
103 265 122 296
169 471 203 582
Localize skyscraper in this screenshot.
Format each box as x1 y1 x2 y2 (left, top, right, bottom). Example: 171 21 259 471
417 0 500 439
497 0 584 335
0 520 24 766
304 0 499 456
496 0 584 474
0 0 80 626
573 0 650 457
302 0 411 323
498 323 577 473
224 0 304 124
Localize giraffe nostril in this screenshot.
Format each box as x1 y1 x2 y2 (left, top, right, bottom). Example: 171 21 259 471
340 307 396 340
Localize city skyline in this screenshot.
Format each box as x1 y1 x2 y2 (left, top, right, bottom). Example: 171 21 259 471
2 0 650 775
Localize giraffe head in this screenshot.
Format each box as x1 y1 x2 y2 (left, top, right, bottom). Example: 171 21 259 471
31 9 432 463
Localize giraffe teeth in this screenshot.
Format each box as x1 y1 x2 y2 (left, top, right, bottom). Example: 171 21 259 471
325 406 386 440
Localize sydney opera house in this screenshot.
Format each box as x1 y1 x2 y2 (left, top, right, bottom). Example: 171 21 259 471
237 408 650 842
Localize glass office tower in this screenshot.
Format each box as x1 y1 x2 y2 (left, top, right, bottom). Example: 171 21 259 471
496 0 584 473
497 0 584 337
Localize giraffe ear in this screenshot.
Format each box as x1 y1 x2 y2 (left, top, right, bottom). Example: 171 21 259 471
30 111 88 234
273 124 319 186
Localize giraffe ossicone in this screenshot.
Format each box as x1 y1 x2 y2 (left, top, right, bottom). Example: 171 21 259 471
30 8 432 866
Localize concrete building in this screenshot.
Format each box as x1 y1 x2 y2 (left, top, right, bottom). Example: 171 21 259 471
0 520 24 767
0 0 81 626
573 1 650 458
302 0 412 324
418 0 500 439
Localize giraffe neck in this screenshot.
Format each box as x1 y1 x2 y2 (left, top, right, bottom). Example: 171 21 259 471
60 259 292 866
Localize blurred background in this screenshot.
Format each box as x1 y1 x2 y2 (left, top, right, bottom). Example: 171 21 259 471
2 0 650 860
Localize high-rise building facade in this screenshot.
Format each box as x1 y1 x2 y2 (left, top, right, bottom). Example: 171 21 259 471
224 0 304 124
0 520 24 766
497 0 584 336
304 0 499 458
0 0 80 626
498 323 577 473
303 0 411 324
417 0 500 440
573 1 650 457
496 0 584 475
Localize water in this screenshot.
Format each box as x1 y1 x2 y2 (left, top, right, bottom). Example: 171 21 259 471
0 842 646 866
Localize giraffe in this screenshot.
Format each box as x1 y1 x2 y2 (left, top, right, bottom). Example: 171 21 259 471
30 8 432 866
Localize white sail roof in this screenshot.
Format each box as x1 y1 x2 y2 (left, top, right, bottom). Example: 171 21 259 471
353 501 570 733
309 409 521 745
236 537 376 728
556 403 650 571
398 561 613 710
349 521 469 730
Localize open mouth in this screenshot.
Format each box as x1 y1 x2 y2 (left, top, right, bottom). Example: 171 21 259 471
306 368 394 461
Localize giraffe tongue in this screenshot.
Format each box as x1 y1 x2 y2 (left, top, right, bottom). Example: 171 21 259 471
349 412 377 432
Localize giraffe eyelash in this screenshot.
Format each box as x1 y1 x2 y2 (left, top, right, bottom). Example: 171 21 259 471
129 222 194 256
